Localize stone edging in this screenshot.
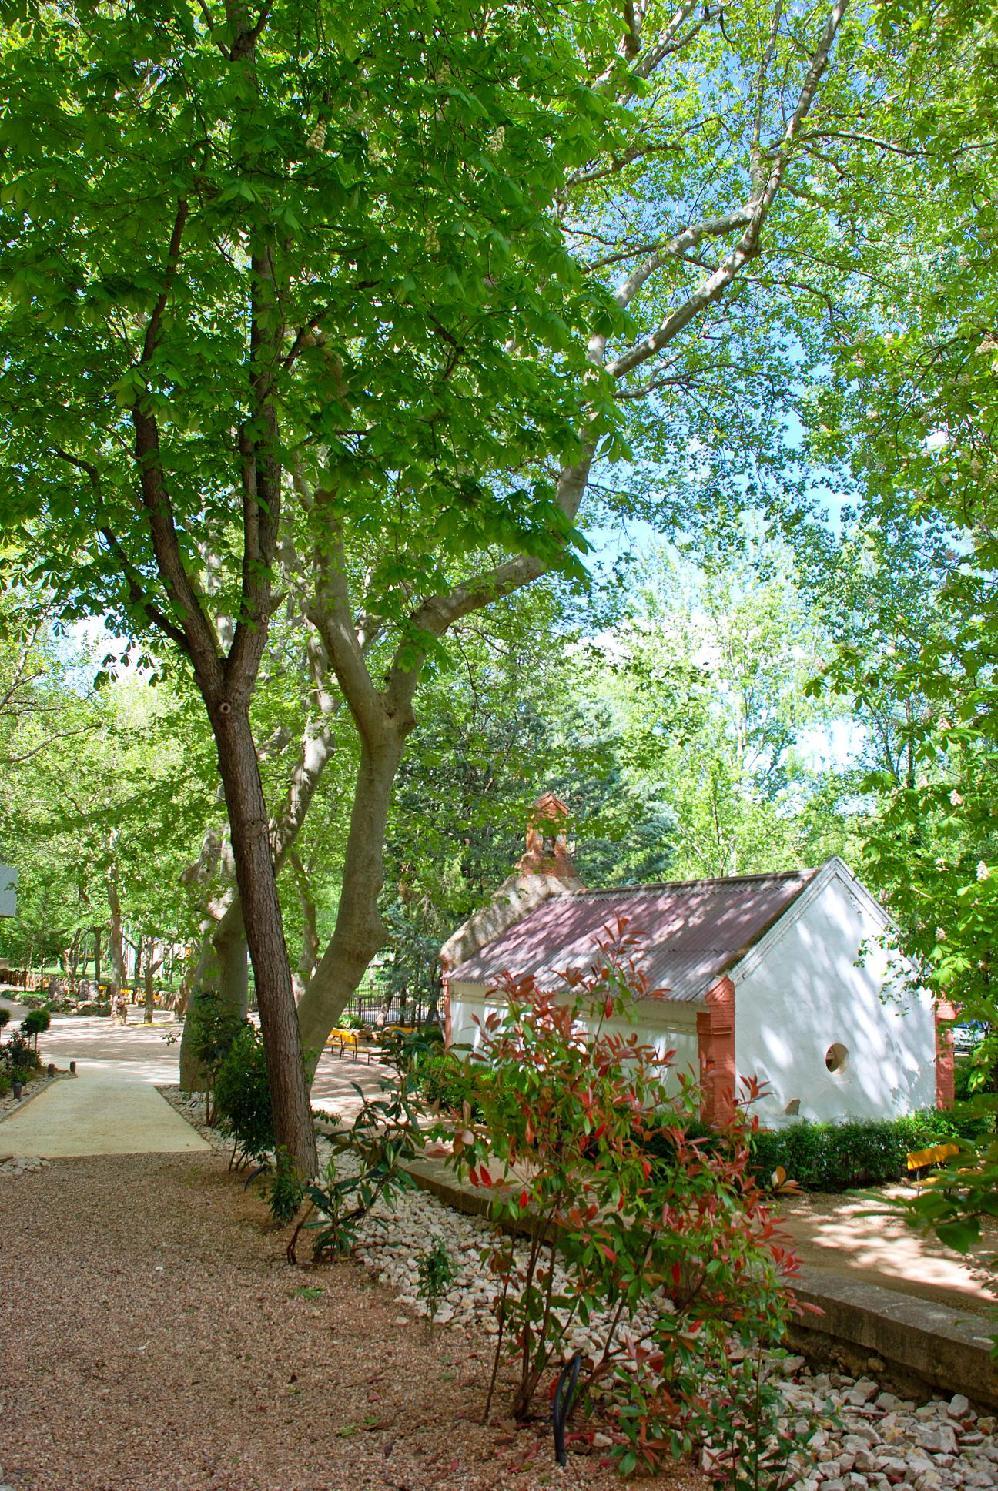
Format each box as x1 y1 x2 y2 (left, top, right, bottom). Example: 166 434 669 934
791 1264 998 1409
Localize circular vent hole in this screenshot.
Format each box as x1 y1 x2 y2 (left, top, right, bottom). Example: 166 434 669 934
824 1042 848 1074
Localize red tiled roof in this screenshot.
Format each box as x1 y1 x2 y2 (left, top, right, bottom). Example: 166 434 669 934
448 869 818 1002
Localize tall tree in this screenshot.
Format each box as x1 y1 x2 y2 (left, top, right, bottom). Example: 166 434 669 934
5 0 979 1128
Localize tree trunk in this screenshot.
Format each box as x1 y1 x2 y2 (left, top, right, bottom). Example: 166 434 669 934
108 869 126 997
296 732 403 1063
178 901 249 1086
289 851 319 998
211 702 317 1177
215 905 249 1015
144 937 163 1024
93 928 101 987
67 931 81 982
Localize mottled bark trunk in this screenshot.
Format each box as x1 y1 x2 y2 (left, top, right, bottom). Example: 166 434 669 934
297 732 403 1065
289 851 319 998
215 906 249 1015
177 901 247 1087
108 870 126 996
144 938 157 1024
212 702 317 1177
93 928 101 987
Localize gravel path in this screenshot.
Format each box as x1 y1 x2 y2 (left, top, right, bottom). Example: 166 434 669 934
0 1151 700 1491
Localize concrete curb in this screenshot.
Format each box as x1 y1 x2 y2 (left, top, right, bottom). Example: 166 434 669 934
791 1263 997 1408
399 1154 998 1408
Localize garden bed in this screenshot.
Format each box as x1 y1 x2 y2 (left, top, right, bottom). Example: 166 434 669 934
157 1087 998 1490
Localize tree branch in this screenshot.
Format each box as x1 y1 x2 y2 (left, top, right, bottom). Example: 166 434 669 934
141 199 189 365
51 446 188 650
305 486 386 746
613 207 755 307
607 0 850 379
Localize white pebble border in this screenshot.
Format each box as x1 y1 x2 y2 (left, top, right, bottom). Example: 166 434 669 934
346 1156 997 1491
163 1090 998 1490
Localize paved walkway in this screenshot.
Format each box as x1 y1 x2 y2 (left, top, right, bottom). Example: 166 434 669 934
778 1189 997 1316
0 1000 388 1155
0 1071 209 1156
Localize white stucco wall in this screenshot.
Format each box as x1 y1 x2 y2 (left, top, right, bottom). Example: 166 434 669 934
732 869 936 1128
447 981 699 1096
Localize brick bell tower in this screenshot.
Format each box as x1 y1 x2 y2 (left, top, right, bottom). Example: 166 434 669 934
519 791 575 878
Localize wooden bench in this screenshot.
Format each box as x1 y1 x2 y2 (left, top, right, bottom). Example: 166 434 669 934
326 1027 361 1058
906 1141 959 1180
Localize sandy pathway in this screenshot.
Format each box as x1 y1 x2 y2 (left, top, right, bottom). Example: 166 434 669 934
0 1071 209 1156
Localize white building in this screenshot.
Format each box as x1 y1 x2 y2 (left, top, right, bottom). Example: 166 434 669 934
440 799 950 1127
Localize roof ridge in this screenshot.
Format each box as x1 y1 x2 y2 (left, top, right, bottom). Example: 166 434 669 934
571 868 816 899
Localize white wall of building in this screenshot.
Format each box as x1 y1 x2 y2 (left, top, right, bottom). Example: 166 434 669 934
448 981 700 1097
731 869 936 1128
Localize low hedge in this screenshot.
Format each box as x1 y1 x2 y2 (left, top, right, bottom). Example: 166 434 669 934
748 1110 990 1192
643 1108 990 1192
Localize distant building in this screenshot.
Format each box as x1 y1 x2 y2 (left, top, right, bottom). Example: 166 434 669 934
439 797 951 1127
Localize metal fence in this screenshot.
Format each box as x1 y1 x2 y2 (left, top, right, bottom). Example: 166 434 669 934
342 987 437 1028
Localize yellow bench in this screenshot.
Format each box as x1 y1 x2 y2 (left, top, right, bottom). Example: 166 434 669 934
906 1141 959 1175
326 1027 361 1058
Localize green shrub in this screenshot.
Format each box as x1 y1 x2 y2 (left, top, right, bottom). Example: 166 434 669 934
22 1005 51 1047
184 992 247 1122
416 1238 455 1328
746 1110 989 1192
0 1030 42 1081
268 1149 306 1223
415 1048 490 1116
454 928 800 1480
378 1022 443 1076
213 1025 274 1166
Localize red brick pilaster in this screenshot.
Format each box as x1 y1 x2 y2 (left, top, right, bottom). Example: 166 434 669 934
935 997 957 1109
441 971 453 1048
697 975 736 1126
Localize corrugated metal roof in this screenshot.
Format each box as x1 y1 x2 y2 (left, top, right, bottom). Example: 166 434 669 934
448 869 818 1003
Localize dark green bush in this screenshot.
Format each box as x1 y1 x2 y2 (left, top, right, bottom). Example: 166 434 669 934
183 992 247 1121
0 1030 42 1082
747 1110 989 1192
378 1022 444 1076
415 1048 490 1116
22 1005 51 1046
213 1024 274 1165
268 1149 306 1223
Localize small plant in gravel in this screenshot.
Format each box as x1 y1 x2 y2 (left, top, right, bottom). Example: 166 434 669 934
681 1349 812 1491
268 1148 306 1224
287 1066 425 1262
450 920 803 1481
416 1237 456 1329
